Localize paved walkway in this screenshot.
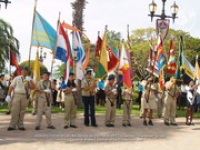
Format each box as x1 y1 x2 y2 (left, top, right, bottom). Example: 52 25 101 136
0 113 199 150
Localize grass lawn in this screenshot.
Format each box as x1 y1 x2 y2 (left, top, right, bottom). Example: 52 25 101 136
0 101 200 118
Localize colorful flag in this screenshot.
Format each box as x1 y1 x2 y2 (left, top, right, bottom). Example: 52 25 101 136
94 30 108 79
195 55 200 80
55 23 71 83
167 40 176 74
119 44 132 90
10 50 21 75
72 31 86 80
107 45 119 72
146 42 159 77
31 11 56 50
175 36 183 80
159 69 165 90
157 35 166 75
33 51 41 84
95 35 102 58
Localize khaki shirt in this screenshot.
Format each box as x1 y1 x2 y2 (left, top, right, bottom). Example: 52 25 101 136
105 83 117 100
165 81 179 99
122 89 132 101
10 76 28 94
81 78 95 97
37 79 52 100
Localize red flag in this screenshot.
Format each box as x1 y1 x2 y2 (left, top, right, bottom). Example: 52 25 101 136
107 46 119 72
167 40 176 74
10 50 21 75
95 35 102 58
159 69 165 90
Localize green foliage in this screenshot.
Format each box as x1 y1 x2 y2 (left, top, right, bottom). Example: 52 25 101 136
0 19 20 72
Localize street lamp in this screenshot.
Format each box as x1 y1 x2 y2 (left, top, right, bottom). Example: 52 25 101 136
148 0 179 23
39 47 47 63
0 0 11 9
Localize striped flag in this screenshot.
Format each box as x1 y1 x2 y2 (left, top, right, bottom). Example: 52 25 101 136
167 40 176 74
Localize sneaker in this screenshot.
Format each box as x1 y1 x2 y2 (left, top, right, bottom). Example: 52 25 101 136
148 120 153 126
7 127 15 131
47 125 55 129
70 125 78 128
19 127 26 131
143 120 148 126
63 125 68 129
35 126 40 130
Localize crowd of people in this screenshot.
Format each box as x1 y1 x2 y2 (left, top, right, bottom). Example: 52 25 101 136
0 66 200 131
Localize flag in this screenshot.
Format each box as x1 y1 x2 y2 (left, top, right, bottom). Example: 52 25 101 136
107 45 119 72
31 11 56 50
167 40 176 74
146 43 159 77
94 30 108 79
126 49 134 78
10 50 21 75
55 23 71 83
159 69 165 90
157 36 166 75
119 44 132 90
195 55 200 80
72 31 86 80
175 36 195 83
33 51 41 84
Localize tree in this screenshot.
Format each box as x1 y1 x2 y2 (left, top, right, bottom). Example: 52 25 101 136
0 19 20 72
107 30 121 49
71 0 88 32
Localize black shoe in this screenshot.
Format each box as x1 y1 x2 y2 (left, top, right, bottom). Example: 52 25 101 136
70 125 77 128
170 123 178 126
148 120 153 126
164 122 170 126
47 125 55 129
7 127 15 131
63 125 68 129
127 123 132 127
91 124 98 127
84 124 89 127
32 112 36 116
109 124 114 127
35 126 40 130
143 120 148 126
122 124 127 127
6 111 11 115
19 127 26 131
106 124 110 127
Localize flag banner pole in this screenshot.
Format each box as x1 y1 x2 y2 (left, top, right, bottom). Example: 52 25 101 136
28 0 38 70
8 38 11 76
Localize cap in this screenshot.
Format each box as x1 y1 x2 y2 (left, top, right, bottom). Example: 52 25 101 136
86 67 93 74
21 66 29 71
69 72 74 76
108 74 115 80
41 71 50 75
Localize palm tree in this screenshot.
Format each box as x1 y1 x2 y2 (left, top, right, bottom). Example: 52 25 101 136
71 0 88 32
0 19 20 72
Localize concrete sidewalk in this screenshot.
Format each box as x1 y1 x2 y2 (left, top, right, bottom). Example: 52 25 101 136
0 113 199 150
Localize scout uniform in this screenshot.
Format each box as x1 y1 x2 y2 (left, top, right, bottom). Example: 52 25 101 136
81 68 97 127
63 73 78 128
163 78 179 125
121 87 133 126
7 67 33 131
35 72 55 130
105 74 117 127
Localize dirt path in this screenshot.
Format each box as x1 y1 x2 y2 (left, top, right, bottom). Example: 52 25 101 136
0 113 199 150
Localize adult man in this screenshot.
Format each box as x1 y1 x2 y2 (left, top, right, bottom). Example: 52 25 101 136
163 77 179 126
105 74 118 127
6 67 35 131
81 68 98 127
35 71 55 130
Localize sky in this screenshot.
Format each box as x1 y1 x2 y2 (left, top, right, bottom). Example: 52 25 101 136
0 0 199 71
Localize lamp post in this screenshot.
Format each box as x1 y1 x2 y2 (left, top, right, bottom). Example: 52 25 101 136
148 0 179 23
0 0 11 9
39 47 47 63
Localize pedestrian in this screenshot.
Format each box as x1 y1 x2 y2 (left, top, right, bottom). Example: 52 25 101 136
0 74 8 105
35 71 55 130
185 80 198 125
63 72 78 129
163 77 179 126
141 77 158 126
56 77 65 110
6 67 35 131
96 79 105 106
136 79 143 110
52 79 58 106
105 74 117 127
121 86 133 127
81 67 98 127
177 81 187 110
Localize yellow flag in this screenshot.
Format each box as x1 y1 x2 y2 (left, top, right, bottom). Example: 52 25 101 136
33 51 41 83
195 55 200 80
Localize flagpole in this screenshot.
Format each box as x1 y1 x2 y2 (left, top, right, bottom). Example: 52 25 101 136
8 38 11 76
28 0 38 70
50 12 61 79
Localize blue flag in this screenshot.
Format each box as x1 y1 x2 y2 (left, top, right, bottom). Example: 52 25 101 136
31 11 56 50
